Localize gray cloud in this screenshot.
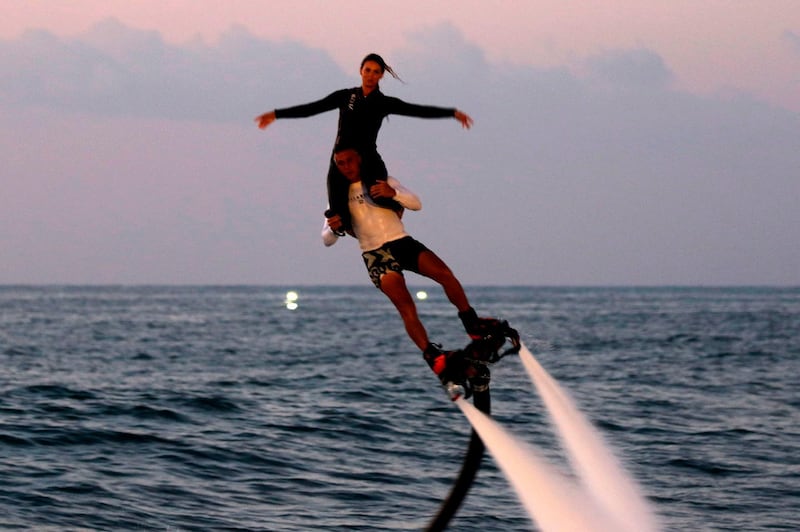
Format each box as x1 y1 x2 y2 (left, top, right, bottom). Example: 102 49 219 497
2 21 798 285
0 18 348 121
584 48 673 90
782 29 800 54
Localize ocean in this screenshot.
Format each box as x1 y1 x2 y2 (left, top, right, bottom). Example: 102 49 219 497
1 285 798 531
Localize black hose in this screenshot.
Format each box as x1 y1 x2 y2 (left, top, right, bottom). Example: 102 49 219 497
424 387 491 531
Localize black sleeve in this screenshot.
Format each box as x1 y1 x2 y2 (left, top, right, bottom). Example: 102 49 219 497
274 89 346 119
384 96 456 119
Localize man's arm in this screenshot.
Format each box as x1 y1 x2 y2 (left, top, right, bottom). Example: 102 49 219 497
321 215 341 247
321 220 340 247
370 177 421 211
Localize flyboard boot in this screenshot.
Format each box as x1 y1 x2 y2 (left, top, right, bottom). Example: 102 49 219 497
458 307 521 364
422 341 504 400
457 308 521 396
423 343 476 400
423 311 520 401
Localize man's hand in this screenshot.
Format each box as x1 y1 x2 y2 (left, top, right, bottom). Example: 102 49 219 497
370 180 397 199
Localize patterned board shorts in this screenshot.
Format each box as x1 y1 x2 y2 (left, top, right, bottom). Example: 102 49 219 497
361 236 429 289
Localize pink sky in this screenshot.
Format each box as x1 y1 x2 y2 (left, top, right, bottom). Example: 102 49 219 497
3 0 799 285
4 0 799 111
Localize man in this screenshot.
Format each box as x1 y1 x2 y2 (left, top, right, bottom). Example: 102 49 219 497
322 145 510 395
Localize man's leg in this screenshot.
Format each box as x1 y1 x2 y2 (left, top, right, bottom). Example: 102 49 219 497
378 270 429 351
378 270 466 387
416 249 507 340
415 250 471 312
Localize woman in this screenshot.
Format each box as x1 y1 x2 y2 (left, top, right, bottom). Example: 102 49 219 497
255 53 473 233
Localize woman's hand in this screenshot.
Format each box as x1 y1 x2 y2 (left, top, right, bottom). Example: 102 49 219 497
254 111 277 129
454 110 473 129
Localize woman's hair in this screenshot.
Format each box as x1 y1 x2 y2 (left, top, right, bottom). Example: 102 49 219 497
360 53 402 81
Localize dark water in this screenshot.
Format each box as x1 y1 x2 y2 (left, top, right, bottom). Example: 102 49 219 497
1 286 798 531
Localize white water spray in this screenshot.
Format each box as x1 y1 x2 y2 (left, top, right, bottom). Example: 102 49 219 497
457 400 622 532
455 343 660 532
518 343 660 532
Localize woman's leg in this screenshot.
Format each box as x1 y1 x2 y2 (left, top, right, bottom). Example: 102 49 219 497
361 150 401 210
326 158 352 228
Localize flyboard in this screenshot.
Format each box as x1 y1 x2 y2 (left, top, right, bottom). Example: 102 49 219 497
425 321 521 532
426 332 660 532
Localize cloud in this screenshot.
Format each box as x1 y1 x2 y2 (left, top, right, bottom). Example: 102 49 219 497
782 29 800 55
0 17 348 121
396 22 490 84
2 20 799 285
583 48 673 90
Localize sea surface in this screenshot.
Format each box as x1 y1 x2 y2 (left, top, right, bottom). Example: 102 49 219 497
1 285 798 531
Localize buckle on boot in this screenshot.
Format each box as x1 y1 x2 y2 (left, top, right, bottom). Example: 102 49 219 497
463 320 521 364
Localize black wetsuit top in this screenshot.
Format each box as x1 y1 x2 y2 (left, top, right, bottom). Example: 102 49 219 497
274 87 456 230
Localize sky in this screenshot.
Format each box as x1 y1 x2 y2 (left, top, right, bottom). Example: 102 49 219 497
2 0 799 286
